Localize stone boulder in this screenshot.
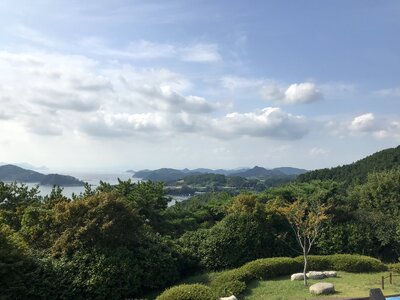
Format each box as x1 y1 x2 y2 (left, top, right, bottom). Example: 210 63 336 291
306 271 326 279
291 273 305 281
323 271 337 278
219 296 238 300
309 282 335 295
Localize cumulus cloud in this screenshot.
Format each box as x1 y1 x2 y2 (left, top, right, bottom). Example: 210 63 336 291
0 50 224 138
347 113 400 139
78 107 309 140
210 107 309 140
260 82 322 104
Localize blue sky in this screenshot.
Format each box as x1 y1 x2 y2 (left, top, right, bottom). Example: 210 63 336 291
0 0 399 171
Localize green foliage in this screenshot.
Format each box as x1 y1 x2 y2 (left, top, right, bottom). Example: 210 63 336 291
295 254 387 272
164 192 232 236
210 255 386 298
297 145 400 184
195 213 274 270
387 263 400 273
156 284 214 300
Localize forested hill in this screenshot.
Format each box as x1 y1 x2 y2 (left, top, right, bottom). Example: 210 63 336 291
297 145 400 184
0 164 84 186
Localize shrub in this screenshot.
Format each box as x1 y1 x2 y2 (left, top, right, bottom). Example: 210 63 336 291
212 279 246 298
388 263 400 273
241 257 301 280
295 254 387 272
156 284 214 300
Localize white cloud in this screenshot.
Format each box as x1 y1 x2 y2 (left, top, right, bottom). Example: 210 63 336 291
260 82 322 104
210 107 309 139
79 37 220 63
220 76 263 90
0 50 225 139
78 107 309 141
347 113 400 140
349 113 376 132
180 43 221 62
374 86 400 98
309 147 329 157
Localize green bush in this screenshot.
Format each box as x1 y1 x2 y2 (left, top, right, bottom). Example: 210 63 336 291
295 255 387 273
212 279 246 298
387 263 400 273
156 284 214 300
241 257 301 280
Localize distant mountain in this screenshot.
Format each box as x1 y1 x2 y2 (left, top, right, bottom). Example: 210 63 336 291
134 168 199 183
297 145 400 184
0 162 49 171
273 167 308 175
0 164 44 182
231 166 284 178
132 166 305 182
0 164 84 186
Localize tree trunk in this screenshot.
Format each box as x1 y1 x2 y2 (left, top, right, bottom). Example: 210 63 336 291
303 250 308 286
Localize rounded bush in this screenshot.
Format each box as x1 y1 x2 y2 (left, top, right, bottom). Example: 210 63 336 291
241 257 301 280
213 279 246 298
388 263 400 273
295 254 387 273
156 284 214 300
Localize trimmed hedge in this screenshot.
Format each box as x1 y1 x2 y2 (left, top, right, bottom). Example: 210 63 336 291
295 254 387 273
156 284 214 300
388 263 400 273
157 255 387 299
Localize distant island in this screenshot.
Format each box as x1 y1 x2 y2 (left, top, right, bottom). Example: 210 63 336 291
131 166 308 195
0 164 84 186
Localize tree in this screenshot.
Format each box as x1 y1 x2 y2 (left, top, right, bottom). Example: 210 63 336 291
278 199 329 286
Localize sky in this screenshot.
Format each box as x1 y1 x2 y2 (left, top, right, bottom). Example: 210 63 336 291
0 0 399 172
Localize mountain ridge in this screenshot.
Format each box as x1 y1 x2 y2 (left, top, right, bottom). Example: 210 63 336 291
0 164 84 186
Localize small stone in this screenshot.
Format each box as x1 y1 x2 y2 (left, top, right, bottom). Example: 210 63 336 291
323 271 337 278
309 282 335 295
306 271 326 279
219 296 238 300
291 273 305 281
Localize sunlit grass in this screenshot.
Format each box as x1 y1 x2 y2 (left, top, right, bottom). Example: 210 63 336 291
242 271 400 300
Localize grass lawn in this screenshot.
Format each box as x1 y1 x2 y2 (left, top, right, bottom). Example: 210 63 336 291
242 272 400 300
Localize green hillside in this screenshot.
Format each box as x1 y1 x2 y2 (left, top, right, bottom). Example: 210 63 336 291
297 145 400 184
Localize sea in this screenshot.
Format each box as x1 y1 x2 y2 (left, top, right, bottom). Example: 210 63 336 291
8 172 190 205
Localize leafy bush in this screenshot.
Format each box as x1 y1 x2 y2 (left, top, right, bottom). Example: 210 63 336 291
387 263 400 273
295 254 387 272
212 279 246 298
241 257 302 280
195 213 274 270
156 284 214 300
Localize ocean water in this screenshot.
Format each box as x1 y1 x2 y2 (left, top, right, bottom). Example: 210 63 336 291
9 172 190 204
17 172 138 198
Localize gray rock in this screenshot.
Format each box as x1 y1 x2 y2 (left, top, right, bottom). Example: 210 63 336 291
323 271 337 278
291 273 305 281
309 282 335 295
306 271 326 279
